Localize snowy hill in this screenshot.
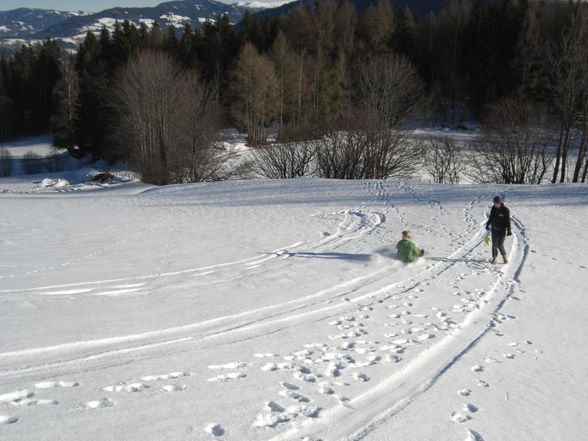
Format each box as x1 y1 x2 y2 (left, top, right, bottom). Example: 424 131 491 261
1 138 587 440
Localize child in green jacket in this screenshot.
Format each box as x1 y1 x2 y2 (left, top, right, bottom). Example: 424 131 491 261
396 230 425 263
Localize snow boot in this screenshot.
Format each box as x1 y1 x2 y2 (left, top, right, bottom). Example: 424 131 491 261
491 257 497 264
503 255 509 264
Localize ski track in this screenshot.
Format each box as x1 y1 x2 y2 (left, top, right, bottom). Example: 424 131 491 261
0 205 384 297
0 182 528 441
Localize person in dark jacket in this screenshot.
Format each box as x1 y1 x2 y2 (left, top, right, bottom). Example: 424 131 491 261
396 230 425 263
485 196 512 264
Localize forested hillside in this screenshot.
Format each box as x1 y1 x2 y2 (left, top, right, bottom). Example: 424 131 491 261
1 0 587 184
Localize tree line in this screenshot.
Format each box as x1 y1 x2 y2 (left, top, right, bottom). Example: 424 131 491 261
0 0 587 184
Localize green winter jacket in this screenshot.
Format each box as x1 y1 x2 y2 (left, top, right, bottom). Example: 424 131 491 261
396 239 421 263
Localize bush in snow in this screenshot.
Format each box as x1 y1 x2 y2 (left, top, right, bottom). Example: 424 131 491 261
0 147 12 176
253 141 315 179
423 137 463 184
92 172 115 183
467 98 556 184
313 112 421 180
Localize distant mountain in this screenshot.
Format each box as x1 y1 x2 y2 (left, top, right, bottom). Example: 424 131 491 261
33 0 252 40
0 8 88 39
0 0 489 52
0 0 260 50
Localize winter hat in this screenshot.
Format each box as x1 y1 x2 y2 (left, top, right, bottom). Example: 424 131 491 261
493 196 502 204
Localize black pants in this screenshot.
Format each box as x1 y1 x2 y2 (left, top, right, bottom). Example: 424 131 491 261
491 230 507 259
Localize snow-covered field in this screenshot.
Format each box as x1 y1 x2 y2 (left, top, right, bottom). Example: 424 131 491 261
1 139 587 441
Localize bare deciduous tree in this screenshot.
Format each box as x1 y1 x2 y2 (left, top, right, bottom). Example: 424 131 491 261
572 53 588 183
112 50 224 185
352 53 425 128
252 141 315 179
230 42 279 145
313 112 421 180
423 137 463 184
468 98 555 184
546 3 588 183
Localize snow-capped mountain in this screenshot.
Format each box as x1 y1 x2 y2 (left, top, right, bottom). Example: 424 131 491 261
0 8 88 39
0 0 256 49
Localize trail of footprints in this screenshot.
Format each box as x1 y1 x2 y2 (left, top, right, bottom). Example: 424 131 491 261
0 381 79 427
1 252 530 439
448 312 540 441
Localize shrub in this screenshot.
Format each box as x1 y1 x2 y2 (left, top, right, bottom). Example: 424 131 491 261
92 172 114 183
253 141 315 179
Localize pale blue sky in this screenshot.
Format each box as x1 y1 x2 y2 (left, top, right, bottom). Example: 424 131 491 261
0 0 266 12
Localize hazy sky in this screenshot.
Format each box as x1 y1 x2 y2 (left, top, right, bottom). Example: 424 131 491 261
0 0 259 12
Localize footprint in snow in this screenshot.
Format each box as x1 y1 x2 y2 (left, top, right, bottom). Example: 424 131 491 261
318 384 336 395
457 389 472 397
141 372 192 382
352 373 369 382
477 380 490 388
253 401 290 428
384 354 402 363
207 373 247 383
208 362 247 370
279 390 310 402
103 383 149 393
466 428 486 441
463 403 479 413
0 390 34 405
162 384 187 392
0 415 18 425
254 353 280 359
253 411 289 428
279 382 299 391
204 423 225 437
0 389 58 407
35 380 79 389
450 411 471 423
85 398 115 409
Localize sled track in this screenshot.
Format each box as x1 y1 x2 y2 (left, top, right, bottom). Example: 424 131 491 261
0 184 531 441
266 215 530 441
0 213 519 392
0 207 385 297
